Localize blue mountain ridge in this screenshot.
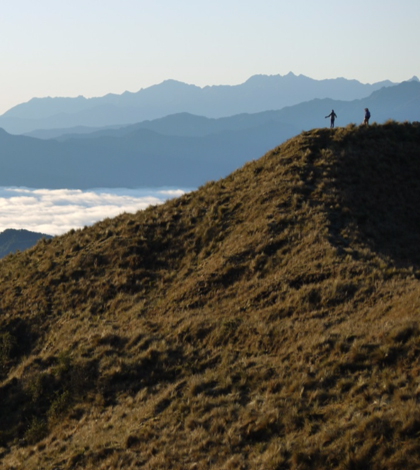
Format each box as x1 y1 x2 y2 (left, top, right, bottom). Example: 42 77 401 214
0 73 404 134
0 80 418 190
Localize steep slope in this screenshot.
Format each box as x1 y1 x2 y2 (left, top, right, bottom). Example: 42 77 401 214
1 122 420 469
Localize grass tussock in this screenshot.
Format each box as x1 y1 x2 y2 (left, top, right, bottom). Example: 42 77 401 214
0 122 420 468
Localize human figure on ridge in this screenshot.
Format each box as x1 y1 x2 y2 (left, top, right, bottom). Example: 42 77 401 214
363 108 371 126
325 109 337 128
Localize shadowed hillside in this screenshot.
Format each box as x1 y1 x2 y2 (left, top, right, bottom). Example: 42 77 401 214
1 122 420 469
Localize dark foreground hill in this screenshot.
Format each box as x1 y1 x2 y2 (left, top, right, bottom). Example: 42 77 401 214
0 229 53 258
1 122 420 469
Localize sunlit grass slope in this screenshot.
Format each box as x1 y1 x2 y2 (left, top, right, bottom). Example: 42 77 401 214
1 121 420 469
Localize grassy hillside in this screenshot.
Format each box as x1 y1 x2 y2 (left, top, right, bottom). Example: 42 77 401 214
1 121 420 469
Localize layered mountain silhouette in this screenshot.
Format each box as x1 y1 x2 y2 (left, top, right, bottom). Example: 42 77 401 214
0 123 295 188
1 80 420 189
0 72 402 134
1 122 420 469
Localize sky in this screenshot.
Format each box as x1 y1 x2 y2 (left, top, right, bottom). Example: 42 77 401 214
1 0 419 236
0 187 187 235
1 0 419 115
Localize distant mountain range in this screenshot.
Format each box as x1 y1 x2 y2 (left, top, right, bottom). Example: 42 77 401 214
0 72 411 135
0 80 419 189
0 229 53 258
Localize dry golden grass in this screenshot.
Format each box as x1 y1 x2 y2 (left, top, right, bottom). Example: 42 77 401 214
1 121 420 469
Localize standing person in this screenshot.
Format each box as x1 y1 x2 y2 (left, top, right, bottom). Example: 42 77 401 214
363 108 371 125
325 109 337 128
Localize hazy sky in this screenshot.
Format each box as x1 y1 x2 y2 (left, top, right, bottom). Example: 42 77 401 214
1 0 419 114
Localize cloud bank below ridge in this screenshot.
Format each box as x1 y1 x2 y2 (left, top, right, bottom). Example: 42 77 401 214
0 187 188 236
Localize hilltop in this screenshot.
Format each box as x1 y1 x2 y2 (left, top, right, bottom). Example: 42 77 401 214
1 122 420 469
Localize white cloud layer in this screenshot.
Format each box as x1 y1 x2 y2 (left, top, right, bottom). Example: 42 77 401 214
0 187 190 236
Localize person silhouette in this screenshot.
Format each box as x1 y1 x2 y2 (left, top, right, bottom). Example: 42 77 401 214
363 108 371 125
325 109 337 128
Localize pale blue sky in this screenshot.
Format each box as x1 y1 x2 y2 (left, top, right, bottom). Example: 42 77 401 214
1 0 419 114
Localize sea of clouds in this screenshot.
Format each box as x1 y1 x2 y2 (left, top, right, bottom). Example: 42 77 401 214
0 187 190 236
